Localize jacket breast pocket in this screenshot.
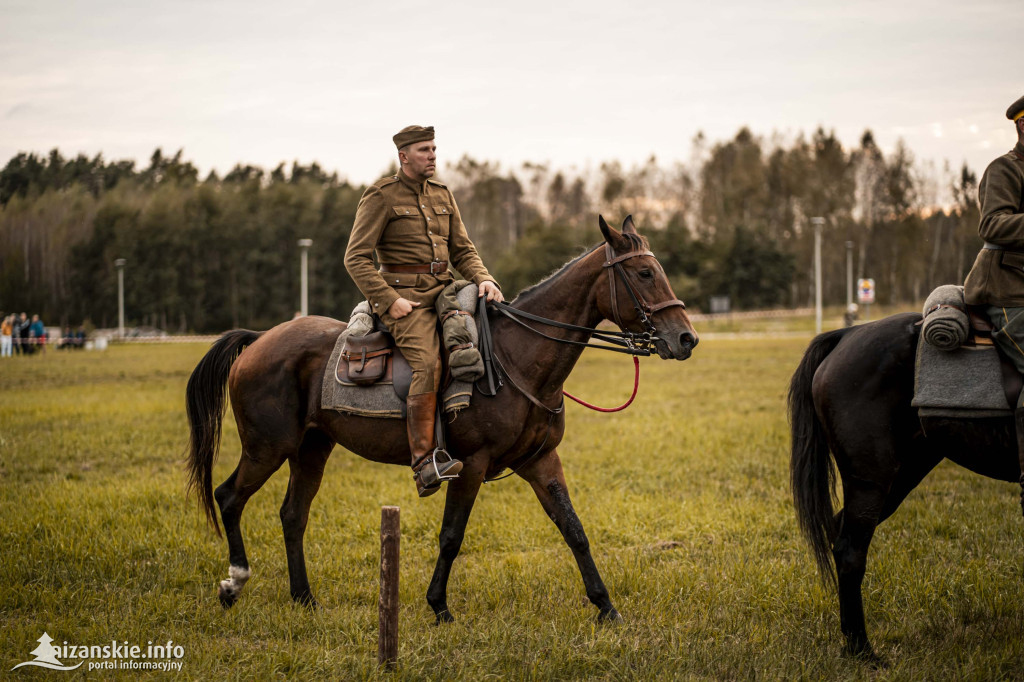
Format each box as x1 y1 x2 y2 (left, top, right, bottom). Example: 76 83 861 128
433 204 452 237
390 206 422 236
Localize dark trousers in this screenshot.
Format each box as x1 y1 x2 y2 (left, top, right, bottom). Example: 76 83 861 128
987 305 1024 407
987 305 1024 514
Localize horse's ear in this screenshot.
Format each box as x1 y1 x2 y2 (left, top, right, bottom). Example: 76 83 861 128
622 215 637 234
599 215 618 245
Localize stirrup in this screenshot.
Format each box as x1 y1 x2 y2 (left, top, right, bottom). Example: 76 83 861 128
427 448 460 481
413 449 463 497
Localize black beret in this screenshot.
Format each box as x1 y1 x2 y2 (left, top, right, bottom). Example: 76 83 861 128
393 125 435 149
1006 95 1024 121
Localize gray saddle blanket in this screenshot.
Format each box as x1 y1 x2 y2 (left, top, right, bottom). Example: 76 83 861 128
320 284 480 419
913 285 1014 418
912 335 1013 418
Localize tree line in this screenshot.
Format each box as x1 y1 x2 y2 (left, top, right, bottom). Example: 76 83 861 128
0 128 983 333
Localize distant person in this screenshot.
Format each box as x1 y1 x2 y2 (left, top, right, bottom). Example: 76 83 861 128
29 314 45 353
962 92 1024 515
60 326 75 350
843 303 858 327
14 313 30 355
0 315 12 357
344 125 503 497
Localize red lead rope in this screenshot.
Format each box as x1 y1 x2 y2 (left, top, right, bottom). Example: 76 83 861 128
562 356 640 412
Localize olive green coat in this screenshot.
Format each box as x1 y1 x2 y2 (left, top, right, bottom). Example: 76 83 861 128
343 170 498 394
963 141 1024 306
344 170 496 316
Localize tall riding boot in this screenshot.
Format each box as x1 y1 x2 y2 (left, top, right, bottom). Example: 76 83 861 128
1016 407 1024 518
407 393 462 497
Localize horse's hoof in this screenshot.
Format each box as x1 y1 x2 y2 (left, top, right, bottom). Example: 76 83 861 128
434 609 456 625
218 585 238 609
218 566 249 610
295 594 320 610
598 608 624 624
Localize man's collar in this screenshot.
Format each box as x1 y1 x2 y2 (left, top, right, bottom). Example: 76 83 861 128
1015 140 1024 158
397 169 427 193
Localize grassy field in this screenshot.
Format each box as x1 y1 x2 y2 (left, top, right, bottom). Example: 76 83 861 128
1 329 1022 680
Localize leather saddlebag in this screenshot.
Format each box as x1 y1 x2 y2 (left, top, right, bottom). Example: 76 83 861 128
341 331 392 386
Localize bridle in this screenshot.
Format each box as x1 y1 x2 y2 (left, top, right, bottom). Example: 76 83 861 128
476 242 688 482
489 243 687 356
601 243 687 341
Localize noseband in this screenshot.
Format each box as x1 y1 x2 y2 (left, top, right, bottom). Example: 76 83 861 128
602 243 686 338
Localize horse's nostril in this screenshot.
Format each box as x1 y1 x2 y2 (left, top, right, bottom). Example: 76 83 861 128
680 331 697 348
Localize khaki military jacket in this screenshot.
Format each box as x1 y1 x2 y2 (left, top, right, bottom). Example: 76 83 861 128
344 170 497 315
963 141 1024 306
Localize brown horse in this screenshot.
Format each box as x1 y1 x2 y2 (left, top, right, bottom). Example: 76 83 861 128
186 216 698 622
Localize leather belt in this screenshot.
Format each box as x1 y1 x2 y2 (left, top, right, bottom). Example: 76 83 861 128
380 261 449 275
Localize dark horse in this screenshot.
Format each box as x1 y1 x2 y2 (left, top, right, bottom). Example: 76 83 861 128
186 216 698 622
789 312 1020 660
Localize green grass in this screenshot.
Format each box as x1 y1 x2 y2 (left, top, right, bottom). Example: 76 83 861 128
1 337 1021 680
693 303 919 335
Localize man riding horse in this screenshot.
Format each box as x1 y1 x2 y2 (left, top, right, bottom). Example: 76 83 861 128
344 125 504 497
963 93 1024 515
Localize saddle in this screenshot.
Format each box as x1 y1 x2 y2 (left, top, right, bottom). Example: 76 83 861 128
337 323 413 402
323 286 493 419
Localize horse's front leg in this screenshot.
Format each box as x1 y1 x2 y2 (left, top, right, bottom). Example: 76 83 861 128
425 456 485 624
519 449 621 622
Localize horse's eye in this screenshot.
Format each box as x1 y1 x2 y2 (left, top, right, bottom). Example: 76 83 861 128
638 269 654 280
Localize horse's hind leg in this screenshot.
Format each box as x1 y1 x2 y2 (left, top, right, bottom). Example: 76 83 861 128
833 479 888 660
214 447 289 608
833 446 939 660
280 429 333 607
519 449 620 622
877 450 942 524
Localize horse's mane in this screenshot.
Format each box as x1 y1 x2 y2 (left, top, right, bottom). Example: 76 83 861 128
510 233 649 306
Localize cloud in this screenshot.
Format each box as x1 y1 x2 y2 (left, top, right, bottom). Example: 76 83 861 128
5 102 33 119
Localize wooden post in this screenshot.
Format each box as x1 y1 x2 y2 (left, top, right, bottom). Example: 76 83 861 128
378 505 400 668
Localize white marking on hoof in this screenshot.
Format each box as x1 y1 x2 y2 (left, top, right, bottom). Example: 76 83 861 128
219 565 251 599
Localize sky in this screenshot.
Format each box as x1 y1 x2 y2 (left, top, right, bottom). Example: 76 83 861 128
1 0 1021 191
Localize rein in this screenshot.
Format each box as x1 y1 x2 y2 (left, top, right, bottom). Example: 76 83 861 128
477 243 682 481
490 303 654 355
481 349 563 483
488 244 686 357
563 356 640 412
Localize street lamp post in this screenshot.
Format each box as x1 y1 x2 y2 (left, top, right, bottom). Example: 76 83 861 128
811 217 825 335
298 239 313 317
114 258 126 338
845 240 854 309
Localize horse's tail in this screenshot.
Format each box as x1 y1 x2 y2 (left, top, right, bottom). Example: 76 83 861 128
185 329 263 536
788 327 852 589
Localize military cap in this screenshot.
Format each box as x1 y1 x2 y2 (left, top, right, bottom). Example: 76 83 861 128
393 125 435 149
1006 95 1024 121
